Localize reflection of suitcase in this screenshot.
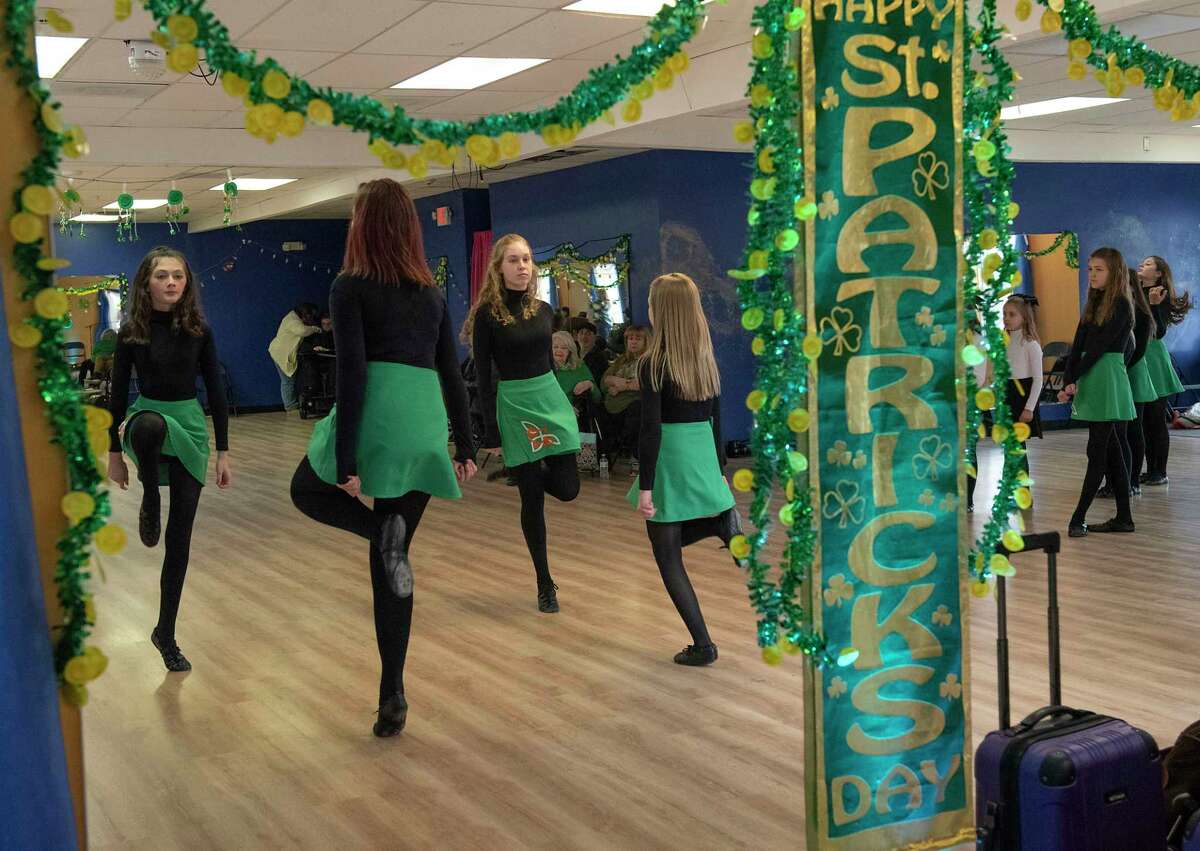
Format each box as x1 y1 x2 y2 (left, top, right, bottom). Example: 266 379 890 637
974 531 1165 850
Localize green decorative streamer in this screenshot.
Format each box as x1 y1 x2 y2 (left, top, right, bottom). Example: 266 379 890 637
535 235 631 318
1022 231 1079 269
431 255 449 291
728 0 828 665
138 0 704 151
2 0 112 699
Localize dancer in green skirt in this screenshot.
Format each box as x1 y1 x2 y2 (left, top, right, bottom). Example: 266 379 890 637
290 180 476 737
1060 248 1136 537
108 247 233 672
1136 256 1191 486
629 274 740 666
1099 279 1157 500
464 234 581 614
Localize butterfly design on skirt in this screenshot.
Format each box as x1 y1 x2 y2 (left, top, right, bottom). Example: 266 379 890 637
522 421 561 452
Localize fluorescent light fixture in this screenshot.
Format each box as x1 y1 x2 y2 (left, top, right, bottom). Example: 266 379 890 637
103 198 168 210
1000 96 1127 121
71 214 119 223
36 36 88 78
208 178 297 191
563 0 713 15
392 57 548 90
564 0 675 14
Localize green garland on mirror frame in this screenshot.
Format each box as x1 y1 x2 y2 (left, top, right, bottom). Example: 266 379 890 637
1022 231 1079 269
137 0 703 179
2 0 124 706
725 0 831 667
431 256 449 291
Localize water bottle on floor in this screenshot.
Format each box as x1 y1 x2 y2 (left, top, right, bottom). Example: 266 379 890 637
599 455 609 479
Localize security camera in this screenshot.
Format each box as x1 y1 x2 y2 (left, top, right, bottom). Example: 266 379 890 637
126 40 165 81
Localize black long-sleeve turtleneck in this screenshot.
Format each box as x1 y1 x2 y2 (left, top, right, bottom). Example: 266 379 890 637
329 273 474 482
108 310 229 452
1145 287 1171 340
636 359 725 491
1065 298 1133 385
1128 305 1153 368
472 288 554 447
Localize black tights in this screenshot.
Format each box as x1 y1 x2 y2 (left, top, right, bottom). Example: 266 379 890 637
127 413 203 642
290 457 429 703
647 516 726 648
1141 399 1171 478
511 454 580 587
1071 422 1132 528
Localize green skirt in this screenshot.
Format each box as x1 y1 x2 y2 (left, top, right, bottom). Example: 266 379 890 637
1072 353 1135 422
626 421 735 524
1144 338 1184 398
1127 359 1158 404
121 396 210 486
307 362 460 499
496 372 581 467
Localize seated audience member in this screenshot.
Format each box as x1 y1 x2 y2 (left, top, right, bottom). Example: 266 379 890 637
571 318 612 385
598 324 649 467
552 330 600 431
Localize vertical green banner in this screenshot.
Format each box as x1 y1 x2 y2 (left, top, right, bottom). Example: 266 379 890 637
801 0 972 847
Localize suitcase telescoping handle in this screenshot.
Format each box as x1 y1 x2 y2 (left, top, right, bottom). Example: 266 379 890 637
993 530 1062 730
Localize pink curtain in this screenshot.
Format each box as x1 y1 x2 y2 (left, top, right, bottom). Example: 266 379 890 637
470 230 493 303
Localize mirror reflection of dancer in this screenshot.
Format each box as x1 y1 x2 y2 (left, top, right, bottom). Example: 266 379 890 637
463 234 581 614
1135 256 1190 486
290 180 477 737
629 274 741 667
107 247 233 672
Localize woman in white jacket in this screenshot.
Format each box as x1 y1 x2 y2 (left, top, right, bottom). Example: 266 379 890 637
268 302 320 411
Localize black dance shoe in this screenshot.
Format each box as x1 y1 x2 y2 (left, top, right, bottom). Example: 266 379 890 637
1130 485 1142 496
373 693 408 738
537 582 559 613
139 491 161 548
1090 518 1135 534
376 514 413 598
673 644 718 666
151 629 191 672
1143 474 1169 487
1068 523 1088 538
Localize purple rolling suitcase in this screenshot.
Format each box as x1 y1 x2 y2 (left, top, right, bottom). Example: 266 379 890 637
974 531 1165 850
1185 812 1200 850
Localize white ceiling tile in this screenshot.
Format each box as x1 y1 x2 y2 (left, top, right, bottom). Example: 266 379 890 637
680 19 747 56
471 11 645 59
49 80 167 110
57 106 131 126
55 38 144 84
1167 2 1200 14
102 0 288 40
118 109 234 129
361 4 545 55
419 88 555 116
479 58 597 91
240 0 427 51
701 0 758 23
236 50 343 77
306 54 448 89
142 80 243 111
566 28 645 61
57 164 118 179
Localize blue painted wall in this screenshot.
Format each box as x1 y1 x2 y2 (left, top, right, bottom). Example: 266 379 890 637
1013 162 1200 387
489 149 758 439
413 188 488 355
0 275 78 848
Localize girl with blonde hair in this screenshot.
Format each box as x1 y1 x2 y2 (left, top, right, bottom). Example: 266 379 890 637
629 273 739 667
465 234 581 614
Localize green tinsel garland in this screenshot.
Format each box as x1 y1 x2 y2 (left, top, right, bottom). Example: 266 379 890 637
431 256 449 291
728 0 828 666
535 235 630 318
139 0 704 152
961 0 1030 587
3 0 114 703
1023 231 1079 269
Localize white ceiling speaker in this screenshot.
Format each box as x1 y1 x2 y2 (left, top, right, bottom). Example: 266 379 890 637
126 40 165 81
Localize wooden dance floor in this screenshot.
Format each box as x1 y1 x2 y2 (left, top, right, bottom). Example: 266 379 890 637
86 414 1200 849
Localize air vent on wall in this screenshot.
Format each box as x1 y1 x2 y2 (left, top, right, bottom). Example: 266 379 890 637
48 81 168 97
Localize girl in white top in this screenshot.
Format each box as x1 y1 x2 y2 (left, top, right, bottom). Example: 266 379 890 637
1003 295 1044 430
